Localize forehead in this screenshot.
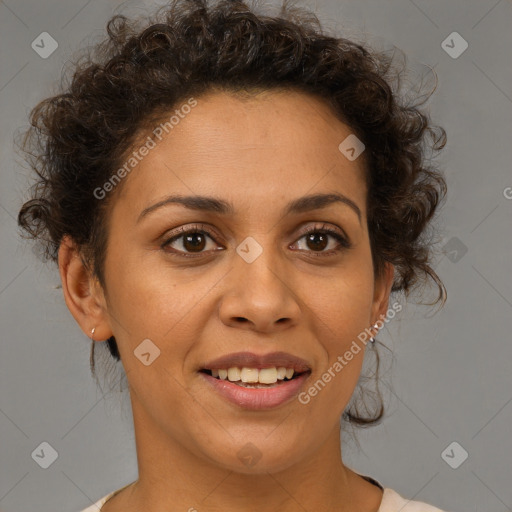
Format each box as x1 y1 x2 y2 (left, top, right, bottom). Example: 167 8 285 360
113 89 368 220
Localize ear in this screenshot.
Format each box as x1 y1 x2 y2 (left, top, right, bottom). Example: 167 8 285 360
370 261 395 331
58 235 112 342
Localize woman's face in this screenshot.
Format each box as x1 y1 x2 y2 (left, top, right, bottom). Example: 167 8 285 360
84 90 393 473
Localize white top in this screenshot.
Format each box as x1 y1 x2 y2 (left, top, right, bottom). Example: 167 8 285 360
80 473 449 511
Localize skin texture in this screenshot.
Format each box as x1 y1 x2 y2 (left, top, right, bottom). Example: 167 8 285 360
59 90 394 512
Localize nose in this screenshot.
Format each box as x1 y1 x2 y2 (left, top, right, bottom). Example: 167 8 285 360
218 244 302 334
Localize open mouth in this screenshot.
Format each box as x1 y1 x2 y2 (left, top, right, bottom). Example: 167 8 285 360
199 368 310 388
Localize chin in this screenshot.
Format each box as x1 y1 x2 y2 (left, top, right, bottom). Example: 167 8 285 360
205 440 303 475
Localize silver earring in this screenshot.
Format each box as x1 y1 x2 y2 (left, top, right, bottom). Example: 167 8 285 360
369 323 379 343
90 327 96 341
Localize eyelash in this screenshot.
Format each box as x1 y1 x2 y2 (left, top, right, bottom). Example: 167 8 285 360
160 223 351 258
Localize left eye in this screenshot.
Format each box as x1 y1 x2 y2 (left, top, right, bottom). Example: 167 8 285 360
292 228 350 253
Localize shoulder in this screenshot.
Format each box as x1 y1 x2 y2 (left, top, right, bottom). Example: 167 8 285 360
79 491 116 511
380 487 450 512
81 483 451 512
352 470 450 512
79 481 134 511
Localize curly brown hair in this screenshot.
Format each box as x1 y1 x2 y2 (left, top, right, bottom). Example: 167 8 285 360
17 0 447 428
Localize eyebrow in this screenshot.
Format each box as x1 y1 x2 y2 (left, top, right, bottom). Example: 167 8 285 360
137 192 362 224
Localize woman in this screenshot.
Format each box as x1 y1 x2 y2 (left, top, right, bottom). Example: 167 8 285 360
17 0 450 510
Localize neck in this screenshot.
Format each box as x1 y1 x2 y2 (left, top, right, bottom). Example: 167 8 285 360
120 394 370 512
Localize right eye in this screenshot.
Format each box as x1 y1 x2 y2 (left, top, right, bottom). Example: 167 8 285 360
161 224 224 257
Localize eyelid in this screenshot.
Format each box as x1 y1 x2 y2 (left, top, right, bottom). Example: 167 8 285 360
161 223 223 243
294 222 348 242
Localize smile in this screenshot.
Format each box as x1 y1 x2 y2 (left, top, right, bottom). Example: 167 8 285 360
204 366 298 385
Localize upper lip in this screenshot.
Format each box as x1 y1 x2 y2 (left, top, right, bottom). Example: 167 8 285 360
201 351 311 373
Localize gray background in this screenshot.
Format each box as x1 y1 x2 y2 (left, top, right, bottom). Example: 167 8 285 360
1 0 511 511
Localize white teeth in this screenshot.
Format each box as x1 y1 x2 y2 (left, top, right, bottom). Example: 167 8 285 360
276 367 287 380
209 366 298 384
258 367 278 384
240 367 259 383
227 367 241 381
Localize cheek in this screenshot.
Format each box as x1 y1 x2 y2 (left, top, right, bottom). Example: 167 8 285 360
304 283 371 416
305 263 375 398
104 253 221 382
310 264 375 340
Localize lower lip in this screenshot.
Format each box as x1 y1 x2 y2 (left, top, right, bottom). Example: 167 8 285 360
200 372 311 410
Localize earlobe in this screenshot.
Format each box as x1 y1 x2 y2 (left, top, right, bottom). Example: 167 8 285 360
57 235 112 341
372 262 395 324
